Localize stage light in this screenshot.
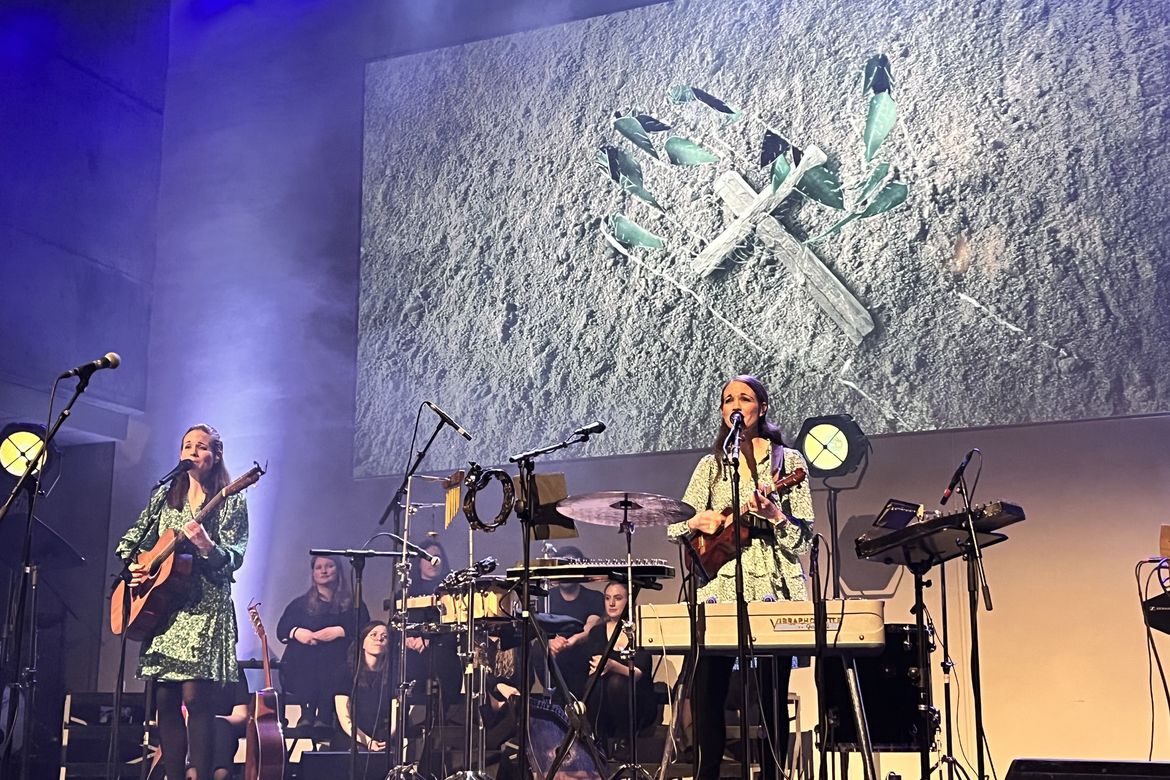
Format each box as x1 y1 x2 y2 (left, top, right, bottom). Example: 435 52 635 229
795 414 868 478
0 422 60 493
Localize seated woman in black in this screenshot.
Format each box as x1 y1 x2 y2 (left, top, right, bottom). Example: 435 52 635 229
277 554 369 726
584 580 656 755
334 621 391 751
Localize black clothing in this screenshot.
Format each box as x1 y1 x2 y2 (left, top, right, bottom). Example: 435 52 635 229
211 675 250 774
276 594 369 722
334 664 391 749
547 586 605 699
582 622 656 745
156 680 218 780
693 655 792 780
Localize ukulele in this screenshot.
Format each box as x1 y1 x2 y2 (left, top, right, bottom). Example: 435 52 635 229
682 467 807 581
110 464 265 640
245 601 286 780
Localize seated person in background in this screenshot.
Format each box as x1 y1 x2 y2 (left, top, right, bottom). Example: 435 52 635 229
277 555 370 726
545 545 605 700
334 621 391 751
584 580 656 754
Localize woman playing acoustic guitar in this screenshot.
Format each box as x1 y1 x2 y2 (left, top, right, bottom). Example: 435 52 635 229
665 375 815 780
115 424 249 779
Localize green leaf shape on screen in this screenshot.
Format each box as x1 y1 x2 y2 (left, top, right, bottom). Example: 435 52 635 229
596 146 661 209
806 179 909 243
796 166 845 210
619 174 663 210
664 136 720 166
610 213 664 249
770 155 792 191
597 145 643 186
668 84 695 104
614 115 658 158
862 54 894 95
854 162 891 207
863 92 897 162
858 179 909 218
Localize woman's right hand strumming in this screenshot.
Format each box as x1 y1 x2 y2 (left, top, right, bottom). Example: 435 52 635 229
128 561 149 586
687 509 726 535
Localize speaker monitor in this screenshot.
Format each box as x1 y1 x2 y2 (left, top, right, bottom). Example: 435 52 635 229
1006 759 1170 780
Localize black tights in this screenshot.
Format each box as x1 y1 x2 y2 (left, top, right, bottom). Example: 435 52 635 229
693 655 792 780
155 680 217 780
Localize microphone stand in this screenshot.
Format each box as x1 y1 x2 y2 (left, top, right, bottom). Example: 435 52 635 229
723 427 752 780
106 488 167 780
310 546 402 780
956 473 992 780
377 419 446 528
507 428 598 780
0 374 89 779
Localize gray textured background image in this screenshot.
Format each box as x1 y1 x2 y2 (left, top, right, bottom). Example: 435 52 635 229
356 0 1170 478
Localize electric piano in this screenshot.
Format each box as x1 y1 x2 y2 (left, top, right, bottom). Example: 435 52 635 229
636 599 885 654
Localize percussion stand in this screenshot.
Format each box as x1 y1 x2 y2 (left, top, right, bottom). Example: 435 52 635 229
445 551 492 780
610 499 653 780
0 373 88 779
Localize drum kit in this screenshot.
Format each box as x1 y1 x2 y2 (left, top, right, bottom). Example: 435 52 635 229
390 486 692 780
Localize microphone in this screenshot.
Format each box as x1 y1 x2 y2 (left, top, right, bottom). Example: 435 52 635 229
473 556 498 575
59 352 121 379
571 421 606 438
729 410 745 430
155 459 194 488
387 532 440 566
940 448 978 505
424 401 473 441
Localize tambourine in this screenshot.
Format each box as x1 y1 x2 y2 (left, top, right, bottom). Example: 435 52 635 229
462 461 514 532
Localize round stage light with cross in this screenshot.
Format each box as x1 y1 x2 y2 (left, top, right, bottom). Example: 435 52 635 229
796 414 868 478
0 423 61 495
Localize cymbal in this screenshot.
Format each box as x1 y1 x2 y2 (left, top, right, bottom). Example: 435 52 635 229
556 491 694 527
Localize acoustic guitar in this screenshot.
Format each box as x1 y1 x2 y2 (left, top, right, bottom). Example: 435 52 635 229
110 464 265 640
682 467 807 580
245 601 286 780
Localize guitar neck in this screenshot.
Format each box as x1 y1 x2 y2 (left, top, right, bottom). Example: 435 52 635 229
260 635 273 689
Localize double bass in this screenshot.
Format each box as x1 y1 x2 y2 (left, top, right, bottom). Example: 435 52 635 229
245 601 285 780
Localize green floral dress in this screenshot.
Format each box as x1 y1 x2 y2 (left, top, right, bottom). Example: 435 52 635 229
115 487 249 683
667 445 815 603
